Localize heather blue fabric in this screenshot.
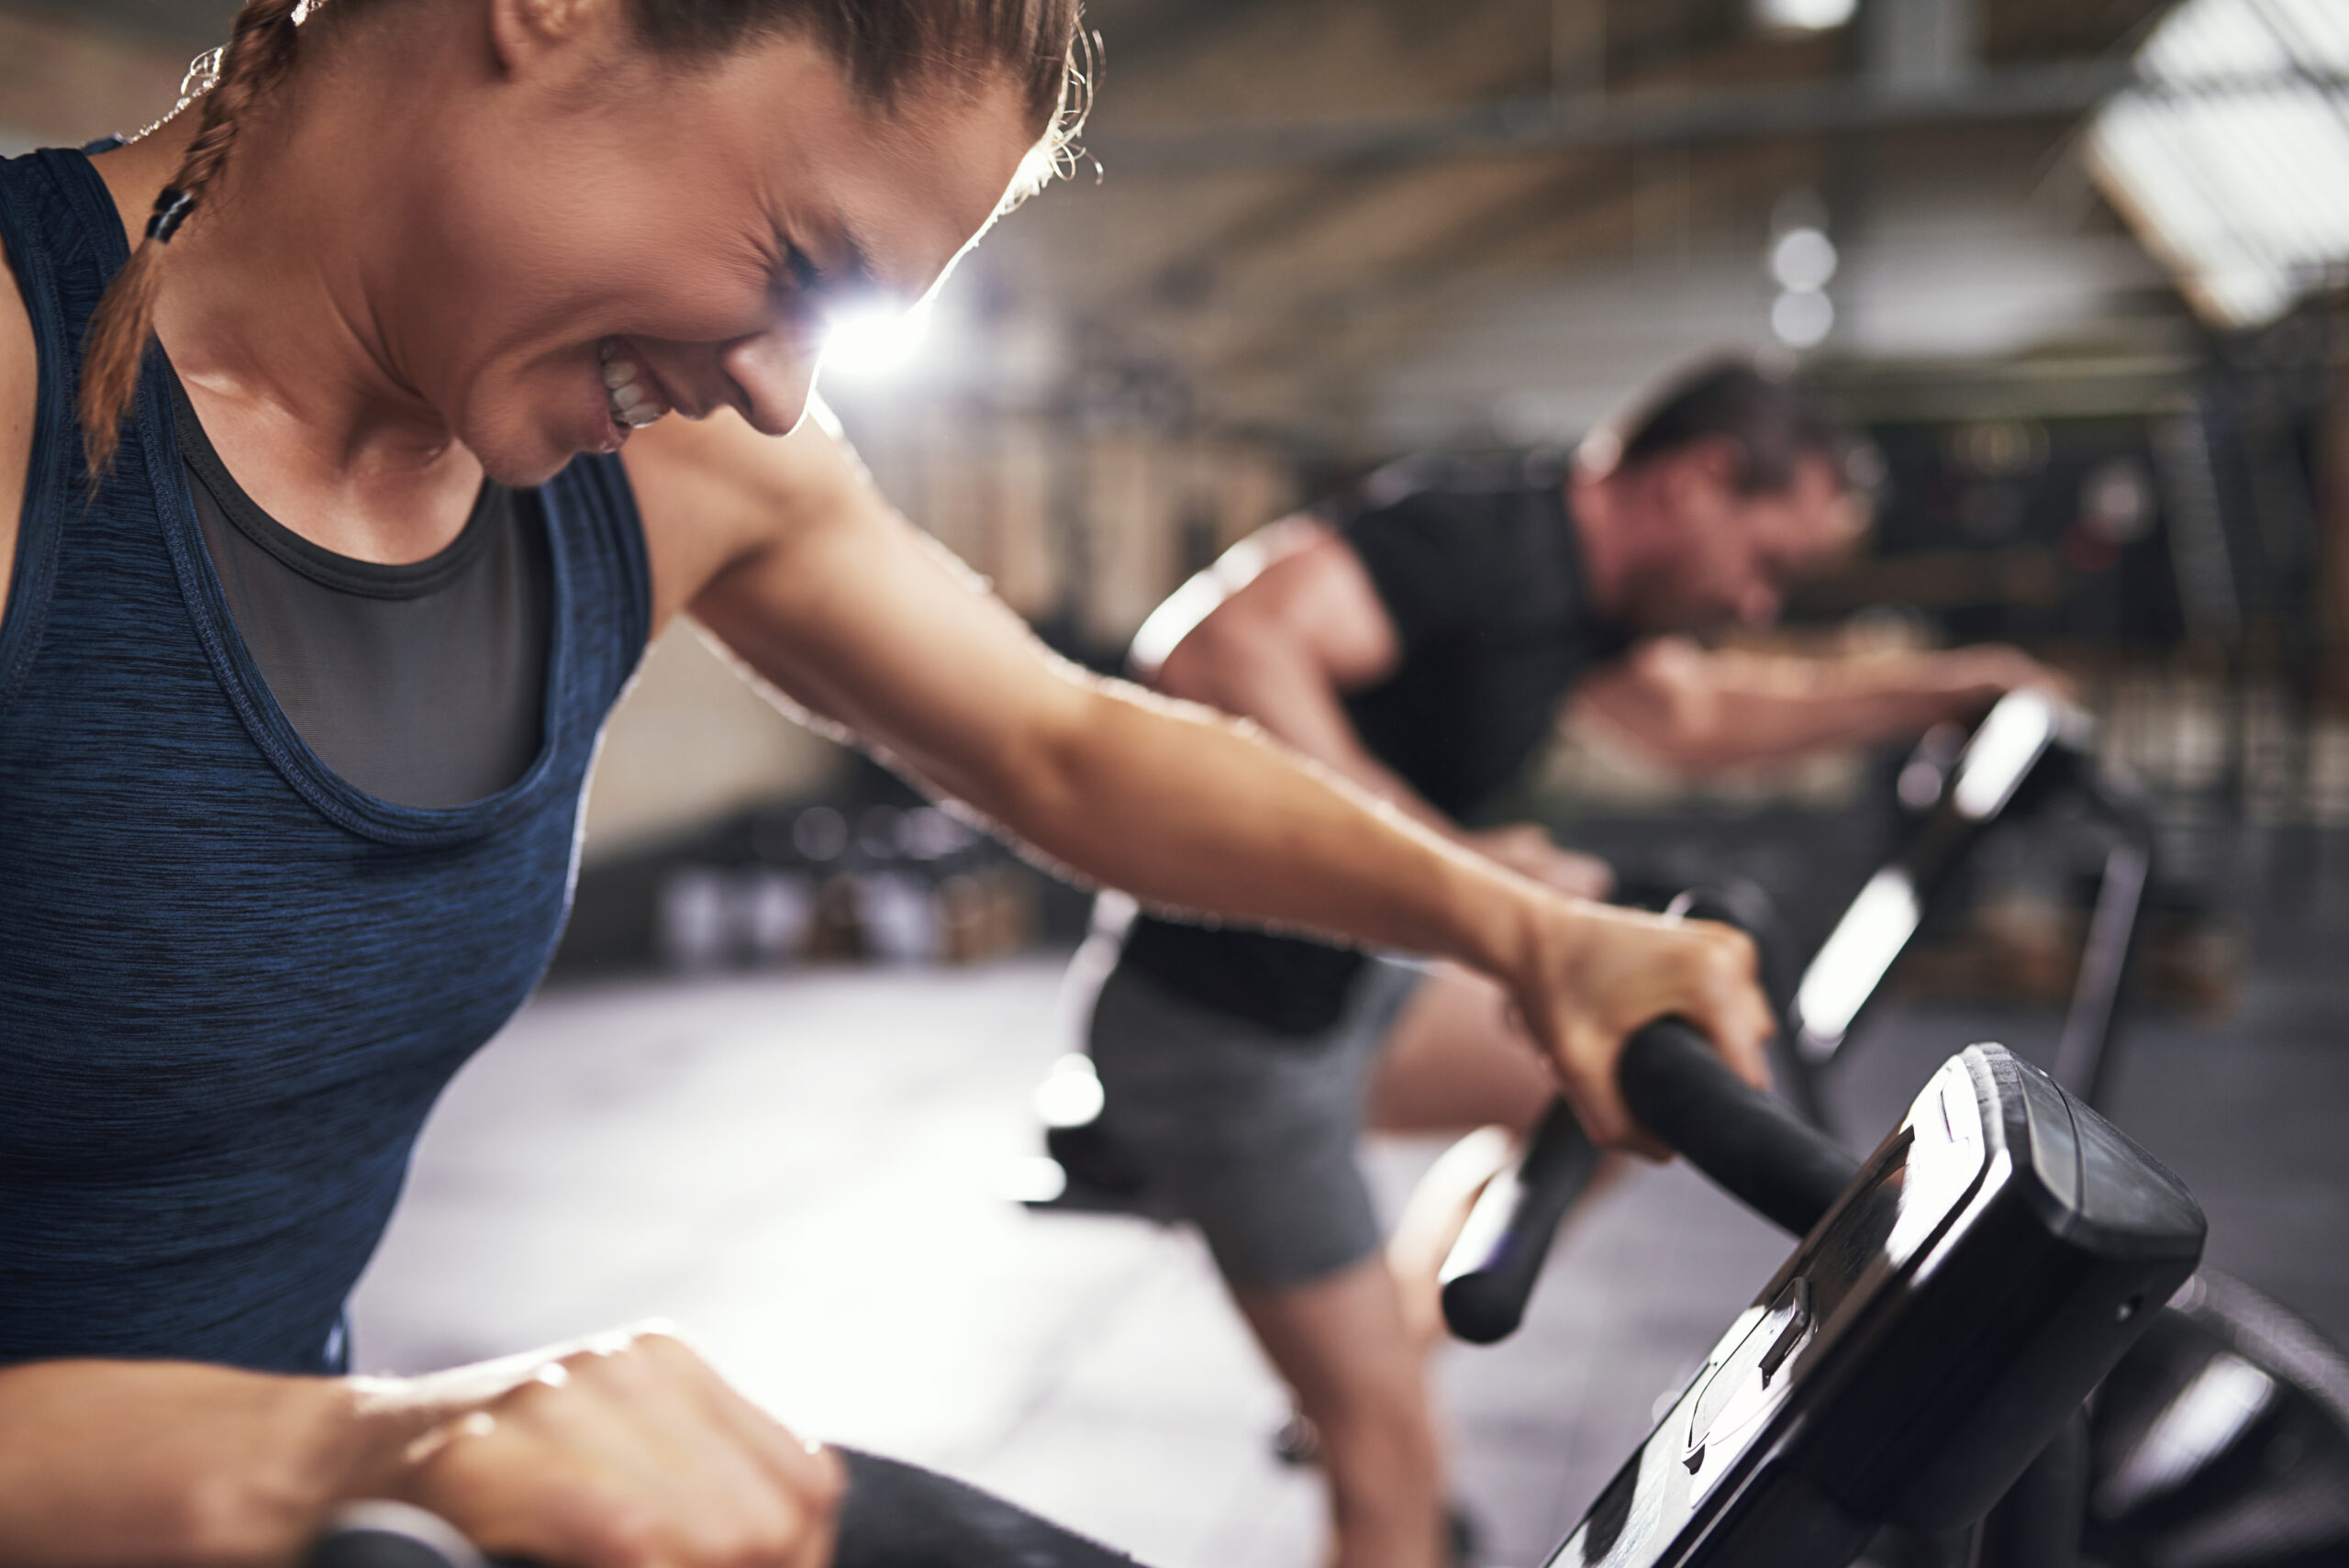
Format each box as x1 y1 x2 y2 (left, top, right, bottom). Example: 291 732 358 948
0 148 652 1373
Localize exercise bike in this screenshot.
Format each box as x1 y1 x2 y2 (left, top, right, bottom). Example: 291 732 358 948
311 1018 2205 1568
1446 891 2347 1563
322 700 2333 1566
1749 689 2349 1564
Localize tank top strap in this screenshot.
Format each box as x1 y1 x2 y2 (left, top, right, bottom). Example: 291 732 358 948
541 450 654 699
0 147 140 719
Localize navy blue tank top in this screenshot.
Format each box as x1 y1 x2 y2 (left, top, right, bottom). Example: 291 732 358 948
0 148 653 1374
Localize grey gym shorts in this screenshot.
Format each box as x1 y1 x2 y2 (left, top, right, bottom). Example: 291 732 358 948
1085 954 1424 1290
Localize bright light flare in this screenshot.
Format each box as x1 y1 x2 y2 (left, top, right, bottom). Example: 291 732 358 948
821 298 933 378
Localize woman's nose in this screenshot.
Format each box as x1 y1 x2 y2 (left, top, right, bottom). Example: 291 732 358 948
718 325 819 438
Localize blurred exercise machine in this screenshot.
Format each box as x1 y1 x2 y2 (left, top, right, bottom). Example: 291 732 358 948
1779 688 2159 1129
307 1447 1141 1568
307 1027 2215 1568
1528 1023 2199 1568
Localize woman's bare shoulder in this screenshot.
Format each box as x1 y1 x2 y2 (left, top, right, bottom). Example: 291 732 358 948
619 400 882 633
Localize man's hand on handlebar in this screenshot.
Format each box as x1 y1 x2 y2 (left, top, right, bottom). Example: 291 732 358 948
387 1326 841 1568
1947 644 2075 713
1468 825 1616 901
1507 906 1773 1160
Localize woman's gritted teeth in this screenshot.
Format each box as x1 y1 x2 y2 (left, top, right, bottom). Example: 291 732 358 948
597 338 674 430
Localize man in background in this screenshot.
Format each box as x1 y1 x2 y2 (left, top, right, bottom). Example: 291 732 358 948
1075 357 2060 1568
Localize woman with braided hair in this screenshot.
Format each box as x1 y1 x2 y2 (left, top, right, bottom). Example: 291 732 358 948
0 1 1772 1562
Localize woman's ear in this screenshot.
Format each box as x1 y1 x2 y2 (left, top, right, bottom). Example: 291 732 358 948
486 0 621 77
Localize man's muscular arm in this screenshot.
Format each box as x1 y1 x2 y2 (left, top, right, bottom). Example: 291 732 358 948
1150 525 1431 826
1152 527 1608 897
1572 636 2067 771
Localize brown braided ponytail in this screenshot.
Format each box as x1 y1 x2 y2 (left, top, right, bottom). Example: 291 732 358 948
77 0 305 477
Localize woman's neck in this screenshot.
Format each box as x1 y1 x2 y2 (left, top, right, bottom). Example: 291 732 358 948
94 63 485 566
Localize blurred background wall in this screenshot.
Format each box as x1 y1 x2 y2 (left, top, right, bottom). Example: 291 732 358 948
6 0 2345 995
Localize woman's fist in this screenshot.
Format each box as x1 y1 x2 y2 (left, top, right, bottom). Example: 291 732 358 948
395 1326 841 1568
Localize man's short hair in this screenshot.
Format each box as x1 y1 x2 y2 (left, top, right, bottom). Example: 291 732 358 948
1598 357 1849 496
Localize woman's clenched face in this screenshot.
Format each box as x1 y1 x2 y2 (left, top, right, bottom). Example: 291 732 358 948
398 1 1039 484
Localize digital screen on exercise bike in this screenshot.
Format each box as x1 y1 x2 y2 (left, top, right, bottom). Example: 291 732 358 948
1551 1060 1990 1568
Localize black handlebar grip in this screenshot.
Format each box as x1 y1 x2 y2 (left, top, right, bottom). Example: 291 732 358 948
834 1449 1139 1567
307 1450 1143 1568
1619 1018 1862 1239
1439 1098 1602 1344
307 1504 488 1568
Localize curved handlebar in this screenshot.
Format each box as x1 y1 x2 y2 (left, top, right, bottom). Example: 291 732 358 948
1439 1098 1600 1344
307 1448 1142 1568
1618 1018 1860 1239
1440 1018 1864 1344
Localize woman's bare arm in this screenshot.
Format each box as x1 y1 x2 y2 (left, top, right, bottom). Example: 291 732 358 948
627 410 1768 1151
0 1330 841 1567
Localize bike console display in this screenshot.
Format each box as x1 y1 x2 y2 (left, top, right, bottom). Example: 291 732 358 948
1547 1043 2203 1568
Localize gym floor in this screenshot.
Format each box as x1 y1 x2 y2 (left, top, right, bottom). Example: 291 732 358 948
351 828 2349 1568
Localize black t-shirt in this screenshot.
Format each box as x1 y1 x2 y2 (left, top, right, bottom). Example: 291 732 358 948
1120 458 1633 1033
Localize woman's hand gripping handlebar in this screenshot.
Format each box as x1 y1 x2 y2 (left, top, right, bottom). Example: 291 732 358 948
1438 1020 1861 1344
1503 900 1774 1160
371 1328 842 1568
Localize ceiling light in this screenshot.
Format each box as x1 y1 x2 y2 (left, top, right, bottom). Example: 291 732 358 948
1770 227 1840 292
1771 289 1835 349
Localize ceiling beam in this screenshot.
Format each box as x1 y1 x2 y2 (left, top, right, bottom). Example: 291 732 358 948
0 0 239 52
1088 56 2339 175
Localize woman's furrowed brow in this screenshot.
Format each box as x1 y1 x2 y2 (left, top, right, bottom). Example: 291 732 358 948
782 223 881 296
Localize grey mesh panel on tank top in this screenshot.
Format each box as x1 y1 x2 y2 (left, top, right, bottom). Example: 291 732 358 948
171 378 551 808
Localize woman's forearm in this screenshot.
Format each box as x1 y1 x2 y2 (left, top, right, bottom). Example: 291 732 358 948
968 677 1772 1151
0 1332 844 1568
986 680 1542 978
0 1359 418 1564
0 1351 589 1564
